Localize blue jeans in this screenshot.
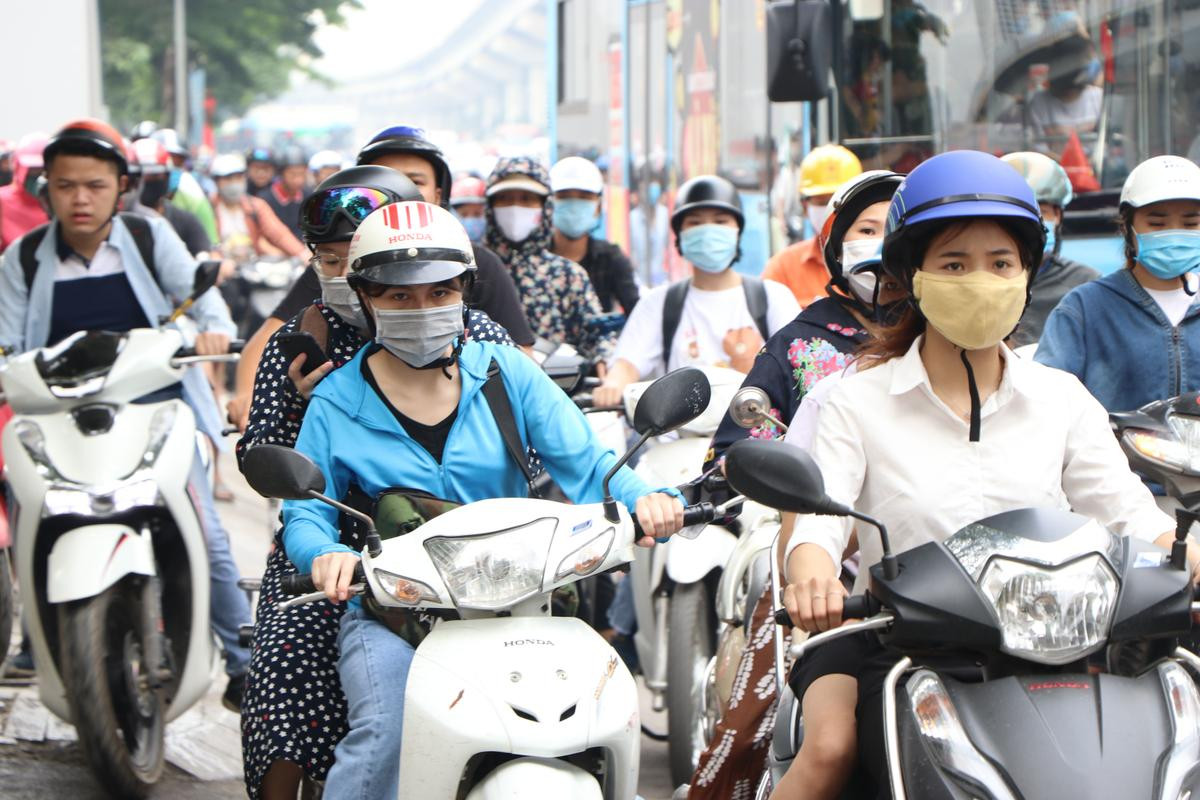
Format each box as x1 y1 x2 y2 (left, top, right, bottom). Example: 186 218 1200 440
607 574 638 636
325 607 415 800
188 453 251 677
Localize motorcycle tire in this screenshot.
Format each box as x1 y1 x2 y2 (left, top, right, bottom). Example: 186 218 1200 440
0 549 13 671
667 579 718 786
58 578 165 798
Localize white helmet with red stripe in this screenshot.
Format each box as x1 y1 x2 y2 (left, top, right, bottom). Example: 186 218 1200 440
348 200 477 285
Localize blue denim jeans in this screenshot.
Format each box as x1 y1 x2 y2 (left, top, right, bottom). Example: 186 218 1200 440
187 453 251 677
607 574 638 637
325 607 415 800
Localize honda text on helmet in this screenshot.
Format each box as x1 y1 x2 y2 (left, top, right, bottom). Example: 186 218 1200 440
818 169 904 314
357 125 452 208
549 156 604 240
671 174 744 273
347 201 478 371
1118 155 1200 282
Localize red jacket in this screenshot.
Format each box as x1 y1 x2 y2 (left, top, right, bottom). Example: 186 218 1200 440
0 156 48 253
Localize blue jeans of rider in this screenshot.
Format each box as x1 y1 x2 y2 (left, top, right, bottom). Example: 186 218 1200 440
188 453 251 677
325 607 415 800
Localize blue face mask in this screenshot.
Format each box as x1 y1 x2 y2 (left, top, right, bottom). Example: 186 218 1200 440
680 224 739 273
647 182 662 207
1135 230 1200 280
553 198 599 239
456 214 487 242
1043 221 1057 254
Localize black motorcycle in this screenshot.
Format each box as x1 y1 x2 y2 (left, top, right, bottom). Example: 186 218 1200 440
724 437 1200 800
1112 392 1200 510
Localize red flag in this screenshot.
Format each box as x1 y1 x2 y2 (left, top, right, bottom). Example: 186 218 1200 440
1060 130 1100 193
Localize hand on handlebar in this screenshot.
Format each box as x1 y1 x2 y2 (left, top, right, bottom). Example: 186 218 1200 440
592 379 626 410
783 575 848 633
634 493 685 547
194 331 231 356
311 551 363 604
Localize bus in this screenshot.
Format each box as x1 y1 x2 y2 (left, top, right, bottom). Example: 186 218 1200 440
552 0 1200 284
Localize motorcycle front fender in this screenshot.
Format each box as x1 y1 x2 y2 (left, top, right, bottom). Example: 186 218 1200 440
666 524 736 585
47 524 155 604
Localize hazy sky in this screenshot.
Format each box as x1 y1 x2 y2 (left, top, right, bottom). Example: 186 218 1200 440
312 0 487 83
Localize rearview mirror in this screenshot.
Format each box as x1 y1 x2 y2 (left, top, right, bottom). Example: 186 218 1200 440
240 444 326 500
766 0 833 102
632 367 712 436
729 386 774 430
191 260 222 300
724 438 845 516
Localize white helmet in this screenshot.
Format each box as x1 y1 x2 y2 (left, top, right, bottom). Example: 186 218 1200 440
211 153 247 178
348 201 477 285
308 149 342 172
549 156 604 195
1120 156 1200 210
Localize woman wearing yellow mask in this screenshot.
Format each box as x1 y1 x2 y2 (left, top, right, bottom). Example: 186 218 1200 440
771 150 1197 800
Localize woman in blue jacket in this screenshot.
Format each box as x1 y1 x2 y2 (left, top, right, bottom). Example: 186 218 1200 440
281 200 684 800
1036 156 1200 411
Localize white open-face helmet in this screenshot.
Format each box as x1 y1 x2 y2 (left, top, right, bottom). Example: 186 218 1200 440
348 200 477 286
211 153 247 179
549 155 604 195
1120 155 1200 210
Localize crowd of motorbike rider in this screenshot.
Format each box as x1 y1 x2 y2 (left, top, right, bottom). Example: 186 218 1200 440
3 113 1200 800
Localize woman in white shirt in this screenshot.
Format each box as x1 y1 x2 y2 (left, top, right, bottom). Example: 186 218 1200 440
771 150 1197 800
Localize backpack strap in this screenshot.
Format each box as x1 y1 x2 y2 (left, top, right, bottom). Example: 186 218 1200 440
118 213 159 287
660 278 691 370
482 359 540 497
741 275 770 340
18 223 51 292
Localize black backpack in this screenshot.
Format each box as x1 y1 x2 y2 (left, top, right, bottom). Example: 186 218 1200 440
18 213 158 291
660 276 770 369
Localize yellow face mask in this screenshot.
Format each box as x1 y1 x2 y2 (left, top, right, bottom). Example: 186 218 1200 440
911 270 1028 350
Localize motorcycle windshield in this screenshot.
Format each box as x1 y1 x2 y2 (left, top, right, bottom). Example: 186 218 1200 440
34 331 127 389
374 488 461 541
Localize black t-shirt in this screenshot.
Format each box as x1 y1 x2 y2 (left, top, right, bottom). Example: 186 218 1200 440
270 243 537 347
361 350 458 463
264 184 305 240
580 237 640 314
162 204 213 256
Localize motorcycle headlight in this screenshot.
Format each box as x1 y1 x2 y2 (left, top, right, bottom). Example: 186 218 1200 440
372 569 441 606
139 404 178 469
43 477 160 517
1169 415 1200 472
553 528 614 581
979 555 1118 665
907 670 1018 800
1158 661 1200 800
425 518 556 611
1124 428 1190 471
14 420 65 481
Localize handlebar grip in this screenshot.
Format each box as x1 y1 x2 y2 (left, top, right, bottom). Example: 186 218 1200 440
229 339 245 354
574 394 594 409
774 608 793 627
772 594 879 627
681 502 716 527
280 574 315 595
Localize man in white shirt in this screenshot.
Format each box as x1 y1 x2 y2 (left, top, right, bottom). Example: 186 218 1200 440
594 175 799 405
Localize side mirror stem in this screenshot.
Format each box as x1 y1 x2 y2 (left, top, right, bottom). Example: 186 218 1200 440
846 507 898 580
1172 508 1196 572
304 489 382 558
602 429 654 523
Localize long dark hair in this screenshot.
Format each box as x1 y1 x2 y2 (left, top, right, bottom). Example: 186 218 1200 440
857 218 1038 366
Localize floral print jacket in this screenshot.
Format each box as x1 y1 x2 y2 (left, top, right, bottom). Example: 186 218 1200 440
705 295 869 470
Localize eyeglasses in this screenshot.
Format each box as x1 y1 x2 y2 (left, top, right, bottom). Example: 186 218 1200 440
309 252 349 274
301 186 396 238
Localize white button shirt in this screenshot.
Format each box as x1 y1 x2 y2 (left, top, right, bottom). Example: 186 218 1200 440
789 337 1173 592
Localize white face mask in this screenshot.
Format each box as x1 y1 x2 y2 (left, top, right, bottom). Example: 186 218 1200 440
493 205 542 243
841 238 884 306
806 203 831 234
373 303 465 367
316 273 366 329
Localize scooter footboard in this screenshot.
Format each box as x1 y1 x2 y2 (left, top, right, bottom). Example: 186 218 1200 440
47 524 155 604
895 669 1188 799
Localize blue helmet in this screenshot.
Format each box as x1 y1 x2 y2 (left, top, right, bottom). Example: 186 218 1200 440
882 150 1046 284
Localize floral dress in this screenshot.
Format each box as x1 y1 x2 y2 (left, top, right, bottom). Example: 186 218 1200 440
484 156 617 362
237 303 512 797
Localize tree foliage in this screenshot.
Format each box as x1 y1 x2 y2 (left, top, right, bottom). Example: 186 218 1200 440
99 0 358 133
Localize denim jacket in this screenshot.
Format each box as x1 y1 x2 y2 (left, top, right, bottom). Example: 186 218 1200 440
1035 268 1200 412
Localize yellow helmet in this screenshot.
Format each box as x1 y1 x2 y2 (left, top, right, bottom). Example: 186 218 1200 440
800 144 862 198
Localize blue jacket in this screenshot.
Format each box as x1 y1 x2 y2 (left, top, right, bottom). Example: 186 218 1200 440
283 340 666 573
1035 268 1200 412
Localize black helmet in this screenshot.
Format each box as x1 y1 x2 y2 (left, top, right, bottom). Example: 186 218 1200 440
43 118 129 177
670 175 744 235
278 145 307 169
246 146 274 166
300 165 423 243
356 125 452 209
821 170 904 287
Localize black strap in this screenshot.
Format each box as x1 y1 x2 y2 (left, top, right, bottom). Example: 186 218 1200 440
482 359 539 497
960 349 982 443
19 213 158 292
661 276 771 369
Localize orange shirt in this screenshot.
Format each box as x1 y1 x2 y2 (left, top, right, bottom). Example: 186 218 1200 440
761 237 829 308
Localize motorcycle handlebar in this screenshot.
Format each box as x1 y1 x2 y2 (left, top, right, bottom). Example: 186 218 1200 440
280 563 366 597
633 502 716 540
773 594 880 627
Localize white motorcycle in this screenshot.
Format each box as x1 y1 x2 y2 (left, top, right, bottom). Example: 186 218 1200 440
0 266 236 797
241 367 739 798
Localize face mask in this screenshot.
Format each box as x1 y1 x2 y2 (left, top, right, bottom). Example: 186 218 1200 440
1043 221 1057 255
456 214 486 242
140 176 170 209
680 224 739 273
218 180 247 204
317 273 366 329
912 270 1029 350
373 302 465 367
553 198 599 239
842 238 884 305
647 182 662 207
493 205 542 243
806 203 831 234
1135 231 1200 280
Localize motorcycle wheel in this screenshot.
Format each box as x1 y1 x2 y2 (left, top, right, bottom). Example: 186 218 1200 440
59 578 165 798
667 580 717 786
0 550 13 670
